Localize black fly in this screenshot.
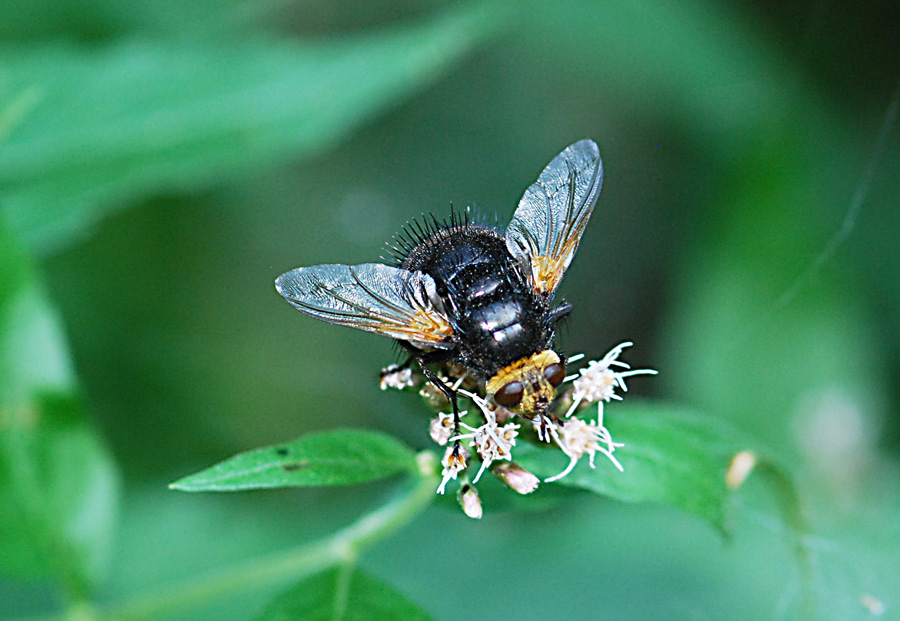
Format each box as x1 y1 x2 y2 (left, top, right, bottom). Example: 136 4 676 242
276 140 603 454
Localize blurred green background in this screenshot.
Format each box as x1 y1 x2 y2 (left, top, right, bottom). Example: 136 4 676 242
2 0 899 619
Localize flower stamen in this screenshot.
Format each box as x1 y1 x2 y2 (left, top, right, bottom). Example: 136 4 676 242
545 418 625 483
562 342 657 423
453 390 519 483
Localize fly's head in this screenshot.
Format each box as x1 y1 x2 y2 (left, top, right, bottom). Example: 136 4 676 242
486 350 566 417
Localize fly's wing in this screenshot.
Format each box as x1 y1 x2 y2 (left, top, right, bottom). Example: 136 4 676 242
505 139 603 298
275 263 454 349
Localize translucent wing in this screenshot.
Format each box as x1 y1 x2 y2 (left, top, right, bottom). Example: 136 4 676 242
505 139 603 298
275 263 454 349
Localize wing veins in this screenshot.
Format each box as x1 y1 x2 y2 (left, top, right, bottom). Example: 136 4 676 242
348 266 419 321
504 139 603 298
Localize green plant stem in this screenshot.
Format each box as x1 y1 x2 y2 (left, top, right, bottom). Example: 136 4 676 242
331 559 357 621
104 453 439 620
756 458 816 621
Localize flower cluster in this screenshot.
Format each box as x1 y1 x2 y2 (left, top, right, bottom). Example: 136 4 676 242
382 342 656 517
379 365 416 391
453 390 520 484
562 342 657 424
545 417 624 483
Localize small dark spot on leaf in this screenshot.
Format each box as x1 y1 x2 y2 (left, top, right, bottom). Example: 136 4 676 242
275 447 290 457
282 461 310 472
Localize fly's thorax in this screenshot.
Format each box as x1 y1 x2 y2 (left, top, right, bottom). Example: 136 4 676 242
486 350 567 415
400 223 503 275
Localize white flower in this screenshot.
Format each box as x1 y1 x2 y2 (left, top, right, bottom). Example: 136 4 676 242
563 342 657 424
379 365 415 391
454 390 519 483
545 417 625 483
426 342 656 497
429 412 455 446
436 445 469 495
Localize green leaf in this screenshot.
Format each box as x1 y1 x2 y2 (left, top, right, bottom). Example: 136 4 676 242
0 223 119 595
516 402 751 532
170 430 419 492
0 2 503 255
256 566 432 621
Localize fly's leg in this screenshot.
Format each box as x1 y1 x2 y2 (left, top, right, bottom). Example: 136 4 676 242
417 360 463 458
547 302 573 327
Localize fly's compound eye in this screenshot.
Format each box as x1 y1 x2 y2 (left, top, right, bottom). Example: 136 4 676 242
494 381 524 408
543 363 566 387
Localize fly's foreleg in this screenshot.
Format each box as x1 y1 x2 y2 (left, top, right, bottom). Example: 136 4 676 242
416 357 465 461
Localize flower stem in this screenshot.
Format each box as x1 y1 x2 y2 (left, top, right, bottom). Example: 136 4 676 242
755 458 816 621
104 452 439 620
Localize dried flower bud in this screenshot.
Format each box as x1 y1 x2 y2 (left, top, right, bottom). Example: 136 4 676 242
457 484 483 519
492 461 540 495
726 451 757 490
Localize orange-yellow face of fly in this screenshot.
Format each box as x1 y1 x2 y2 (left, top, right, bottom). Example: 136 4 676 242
486 350 566 416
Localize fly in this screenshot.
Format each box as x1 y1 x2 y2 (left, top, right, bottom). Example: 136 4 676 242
276 139 603 454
